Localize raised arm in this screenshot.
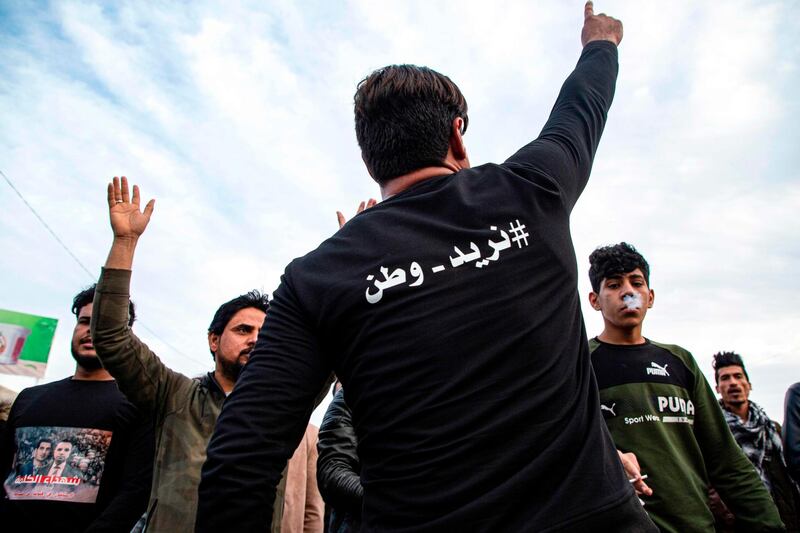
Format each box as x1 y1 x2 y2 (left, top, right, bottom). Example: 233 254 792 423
92 177 190 415
505 2 622 210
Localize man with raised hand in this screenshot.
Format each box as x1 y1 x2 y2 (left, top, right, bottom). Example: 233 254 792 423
90 176 279 532
587 242 784 532
198 4 654 531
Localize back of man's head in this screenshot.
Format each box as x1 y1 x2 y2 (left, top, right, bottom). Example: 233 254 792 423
72 285 136 327
712 351 750 384
207 290 270 357
588 242 650 292
354 64 468 185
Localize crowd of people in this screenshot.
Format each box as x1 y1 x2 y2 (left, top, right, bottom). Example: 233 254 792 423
1 2 799 532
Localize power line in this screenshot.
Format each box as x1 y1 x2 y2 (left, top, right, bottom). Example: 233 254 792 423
1 168 207 369
1 169 95 278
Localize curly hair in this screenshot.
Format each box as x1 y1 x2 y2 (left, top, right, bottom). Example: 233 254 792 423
712 351 749 384
588 242 650 292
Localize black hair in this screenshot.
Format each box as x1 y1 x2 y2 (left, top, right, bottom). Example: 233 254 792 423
588 242 650 293
712 351 750 384
207 290 270 357
35 438 53 448
72 285 136 327
354 64 468 185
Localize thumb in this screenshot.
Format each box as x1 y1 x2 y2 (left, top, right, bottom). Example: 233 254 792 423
143 199 156 219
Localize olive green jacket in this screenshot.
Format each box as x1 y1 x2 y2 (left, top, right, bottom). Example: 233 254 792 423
91 268 285 532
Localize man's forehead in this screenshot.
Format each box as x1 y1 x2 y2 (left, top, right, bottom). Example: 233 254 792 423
604 269 646 281
78 303 93 319
226 307 266 327
719 365 746 376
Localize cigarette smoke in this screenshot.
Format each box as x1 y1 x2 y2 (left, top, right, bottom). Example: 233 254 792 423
623 293 642 310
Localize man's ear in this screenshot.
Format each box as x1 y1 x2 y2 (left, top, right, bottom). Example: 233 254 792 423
715 383 720 394
588 292 601 311
449 117 468 161
648 289 655 308
208 332 219 354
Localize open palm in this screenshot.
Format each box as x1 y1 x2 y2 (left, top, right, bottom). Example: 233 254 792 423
107 176 155 239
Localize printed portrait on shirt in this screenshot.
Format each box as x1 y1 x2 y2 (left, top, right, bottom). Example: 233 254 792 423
4 426 113 503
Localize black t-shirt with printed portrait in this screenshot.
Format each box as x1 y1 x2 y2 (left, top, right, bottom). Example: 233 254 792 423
199 41 631 532
0 377 153 533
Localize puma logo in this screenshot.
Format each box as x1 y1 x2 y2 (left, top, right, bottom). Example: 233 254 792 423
646 362 669 377
601 403 616 417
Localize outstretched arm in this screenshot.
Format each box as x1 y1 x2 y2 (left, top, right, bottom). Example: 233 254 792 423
505 2 622 210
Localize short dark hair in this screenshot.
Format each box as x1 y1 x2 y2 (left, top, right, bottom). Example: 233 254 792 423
207 290 270 357
35 438 53 449
588 242 650 293
712 351 750 384
72 285 136 327
354 64 468 185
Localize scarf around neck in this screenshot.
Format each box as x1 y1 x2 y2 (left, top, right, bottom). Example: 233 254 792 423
721 399 783 491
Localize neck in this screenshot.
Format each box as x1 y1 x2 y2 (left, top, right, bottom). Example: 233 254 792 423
73 367 114 381
380 164 459 200
724 400 750 422
597 325 646 345
213 370 235 394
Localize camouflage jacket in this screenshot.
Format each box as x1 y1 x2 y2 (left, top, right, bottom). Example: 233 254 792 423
91 268 285 533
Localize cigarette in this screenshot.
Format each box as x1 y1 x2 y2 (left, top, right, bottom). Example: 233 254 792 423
628 474 649 483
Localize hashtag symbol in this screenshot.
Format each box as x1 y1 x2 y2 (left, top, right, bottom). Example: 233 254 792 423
508 219 529 248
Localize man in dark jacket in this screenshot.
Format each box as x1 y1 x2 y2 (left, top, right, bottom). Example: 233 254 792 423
318 386 361 533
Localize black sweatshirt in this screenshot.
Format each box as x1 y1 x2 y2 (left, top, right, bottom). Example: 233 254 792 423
198 41 626 532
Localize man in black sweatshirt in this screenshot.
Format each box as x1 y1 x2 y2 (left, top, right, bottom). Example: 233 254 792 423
198 3 653 531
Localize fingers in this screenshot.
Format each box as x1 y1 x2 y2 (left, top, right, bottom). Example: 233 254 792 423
631 476 653 496
584 1 594 19
107 182 115 209
121 176 130 202
112 176 122 203
132 184 141 207
336 211 346 229
355 201 366 215
366 198 377 209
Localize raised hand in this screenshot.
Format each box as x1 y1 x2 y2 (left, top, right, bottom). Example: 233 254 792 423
107 176 155 240
581 1 623 47
336 198 377 229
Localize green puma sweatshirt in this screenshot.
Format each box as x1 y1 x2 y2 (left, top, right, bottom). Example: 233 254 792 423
590 338 783 532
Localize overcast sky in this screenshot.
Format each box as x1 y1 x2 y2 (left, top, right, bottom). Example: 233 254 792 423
1 0 798 425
